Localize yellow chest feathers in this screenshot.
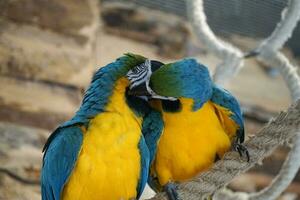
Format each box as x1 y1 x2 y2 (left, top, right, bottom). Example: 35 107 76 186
153 98 238 185
62 78 143 200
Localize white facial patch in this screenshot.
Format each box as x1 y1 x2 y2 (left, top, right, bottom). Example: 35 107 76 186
126 59 177 101
127 59 152 89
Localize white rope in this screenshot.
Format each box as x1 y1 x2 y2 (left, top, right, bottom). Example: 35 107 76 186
148 101 300 200
246 0 300 198
150 0 300 200
249 133 300 200
186 0 244 86
254 0 300 53
187 0 300 199
146 0 300 199
245 52 300 200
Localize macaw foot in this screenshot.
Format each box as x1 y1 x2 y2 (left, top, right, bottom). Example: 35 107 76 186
164 182 180 200
233 143 250 162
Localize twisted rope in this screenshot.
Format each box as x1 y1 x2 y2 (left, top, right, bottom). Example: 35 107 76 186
149 0 300 199
247 1 300 199
149 101 300 200
186 0 244 86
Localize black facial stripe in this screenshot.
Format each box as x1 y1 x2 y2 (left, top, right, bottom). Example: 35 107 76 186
127 60 150 83
133 64 147 73
128 72 145 79
128 68 148 79
130 71 148 83
129 63 148 76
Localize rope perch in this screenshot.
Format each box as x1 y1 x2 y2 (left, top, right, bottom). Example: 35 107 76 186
183 0 300 199
149 100 300 200
186 0 244 86
148 0 300 199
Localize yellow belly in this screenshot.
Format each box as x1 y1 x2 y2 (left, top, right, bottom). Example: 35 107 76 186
62 113 142 200
62 77 143 200
154 99 235 185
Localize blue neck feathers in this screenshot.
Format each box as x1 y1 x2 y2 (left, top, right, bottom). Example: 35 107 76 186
63 54 146 127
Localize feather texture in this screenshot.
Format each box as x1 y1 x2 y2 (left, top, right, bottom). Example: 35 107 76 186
41 126 83 200
211 84 244 142
150 58 213 110
146 58 245 191
41 53 157 200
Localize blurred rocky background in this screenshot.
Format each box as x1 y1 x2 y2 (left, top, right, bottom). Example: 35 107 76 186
0 0 99 199
0 0 300 199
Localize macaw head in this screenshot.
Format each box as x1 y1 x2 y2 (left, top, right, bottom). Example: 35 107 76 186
126 59 177 101
127 58 213 110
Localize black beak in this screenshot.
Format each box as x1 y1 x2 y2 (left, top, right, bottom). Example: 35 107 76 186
128 82 151 96
128 76 178 101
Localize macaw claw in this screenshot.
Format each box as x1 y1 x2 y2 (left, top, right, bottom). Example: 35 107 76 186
164 182 180 200
233 143 250 162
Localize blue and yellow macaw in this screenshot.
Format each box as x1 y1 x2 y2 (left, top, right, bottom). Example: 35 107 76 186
128 58 248 200
41 53 164 200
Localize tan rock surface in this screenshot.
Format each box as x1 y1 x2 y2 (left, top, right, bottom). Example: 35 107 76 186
0 76 82 129
0 122 48 200
0 0 99 87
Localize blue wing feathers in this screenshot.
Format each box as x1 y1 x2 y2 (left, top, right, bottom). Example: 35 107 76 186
141 109 164 192
41 126 83 200
41 54 151 199
137 107 163 198
74 55 145 122
43 55 144 153
142 110 164 163
137 136 150 199
211 84 245 142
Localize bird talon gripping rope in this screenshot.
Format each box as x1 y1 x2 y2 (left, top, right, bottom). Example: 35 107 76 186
164 182 180 200
233 142 250 162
